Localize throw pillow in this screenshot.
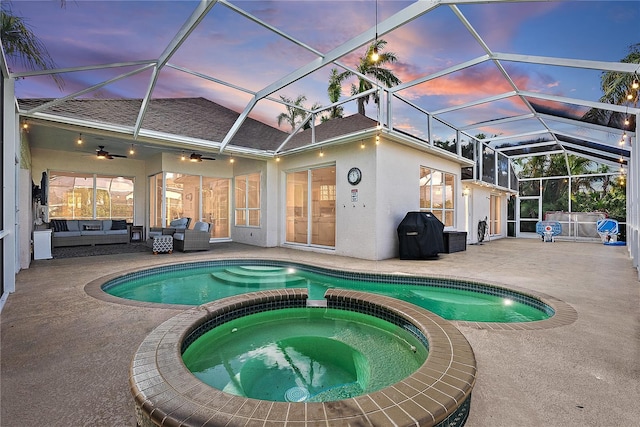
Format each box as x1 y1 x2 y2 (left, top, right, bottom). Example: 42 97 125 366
111 220 128 230
169 218 188 228
83 225 101 231
51 219 68 232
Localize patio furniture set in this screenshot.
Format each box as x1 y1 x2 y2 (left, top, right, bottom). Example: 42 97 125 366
147 218 212 254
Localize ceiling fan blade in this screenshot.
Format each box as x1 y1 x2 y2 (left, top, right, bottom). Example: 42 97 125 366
201 156 216 161
111 154 127 158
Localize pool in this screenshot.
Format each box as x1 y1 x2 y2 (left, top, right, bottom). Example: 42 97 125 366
130 289 476 426
102 260 553 323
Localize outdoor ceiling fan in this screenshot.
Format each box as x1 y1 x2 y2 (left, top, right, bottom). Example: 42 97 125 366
186 152 216 162
96 146 127 160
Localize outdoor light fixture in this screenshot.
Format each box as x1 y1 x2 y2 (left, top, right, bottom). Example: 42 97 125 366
361 140 365 149
375 134 380 145
77 133 83 145
371 0 379 63
229 155 235 164
632 73 639 90
319 148 324 157
275 156 281 162
129 144 135 155
22 119 29 130
181 151 186 161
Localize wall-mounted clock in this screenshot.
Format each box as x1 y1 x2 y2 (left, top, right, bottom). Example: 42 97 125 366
347 167 362 185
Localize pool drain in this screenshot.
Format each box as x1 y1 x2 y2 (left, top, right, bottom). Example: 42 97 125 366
285 386 310 402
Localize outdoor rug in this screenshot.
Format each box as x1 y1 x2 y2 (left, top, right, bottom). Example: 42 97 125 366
52 242 150 259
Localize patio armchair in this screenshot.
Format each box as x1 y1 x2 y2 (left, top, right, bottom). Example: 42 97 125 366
148 217 191 239
173 221 212 252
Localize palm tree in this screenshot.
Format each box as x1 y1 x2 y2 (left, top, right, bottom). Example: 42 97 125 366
582 43 639 128
324 68 345 120
276 95 309 132
1 4 64 89
339 39 401 115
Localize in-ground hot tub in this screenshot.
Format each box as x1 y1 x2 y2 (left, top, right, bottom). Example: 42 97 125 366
130 289 477 427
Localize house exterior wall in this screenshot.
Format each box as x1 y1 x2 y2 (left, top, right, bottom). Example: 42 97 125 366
274 137 388 260
274 136 471 260
25 134 495 262
373 141 468 259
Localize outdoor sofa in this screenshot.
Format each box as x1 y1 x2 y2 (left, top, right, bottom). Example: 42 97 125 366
50 219 130 247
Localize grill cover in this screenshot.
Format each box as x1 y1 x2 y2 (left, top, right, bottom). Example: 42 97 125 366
397 212 445 259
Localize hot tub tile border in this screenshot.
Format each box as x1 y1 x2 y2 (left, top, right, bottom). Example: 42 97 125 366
130 289 476 427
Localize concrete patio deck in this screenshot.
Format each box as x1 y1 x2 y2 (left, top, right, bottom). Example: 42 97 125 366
1 238 638 426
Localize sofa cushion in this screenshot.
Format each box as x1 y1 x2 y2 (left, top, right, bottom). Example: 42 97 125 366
102 220 113 231
169 218 189 229
81 230 107 236
53 230 81 238
111 220 128 230
104 229 128 235
66 220 80 231
173 233 185 241
50 219 68 232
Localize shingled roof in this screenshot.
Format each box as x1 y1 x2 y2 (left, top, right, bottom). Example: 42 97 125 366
20 97 380 155
19 97 289 151
283 114 378 151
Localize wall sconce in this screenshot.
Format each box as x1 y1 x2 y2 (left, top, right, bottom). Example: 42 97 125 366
22 119 29 131
463 187 470 196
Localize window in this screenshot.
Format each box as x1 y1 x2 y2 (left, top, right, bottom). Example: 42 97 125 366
235 173 261 227
48 171 134 221
490 194 501 235
148 172 230 238
419 166 455 227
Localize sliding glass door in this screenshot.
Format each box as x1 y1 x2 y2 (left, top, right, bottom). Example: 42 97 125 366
286 166 335 247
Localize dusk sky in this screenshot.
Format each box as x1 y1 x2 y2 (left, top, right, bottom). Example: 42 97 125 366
5 1 640 141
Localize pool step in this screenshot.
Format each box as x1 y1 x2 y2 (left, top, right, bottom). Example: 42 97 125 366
211 268 307 287
223 266 296 277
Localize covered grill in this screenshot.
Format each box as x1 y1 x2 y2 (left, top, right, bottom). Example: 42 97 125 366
397 212 444 259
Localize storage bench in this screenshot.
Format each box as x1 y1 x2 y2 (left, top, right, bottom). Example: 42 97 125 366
443 231 467 253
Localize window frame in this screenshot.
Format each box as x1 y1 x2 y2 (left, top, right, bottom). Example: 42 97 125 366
48 171 134 221
419 166 456 228
234 172 261 227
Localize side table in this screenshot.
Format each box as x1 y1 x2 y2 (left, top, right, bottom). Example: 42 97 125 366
130 225 144 242
33 229 53 260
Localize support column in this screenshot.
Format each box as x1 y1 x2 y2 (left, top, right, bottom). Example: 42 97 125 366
2 77 17 298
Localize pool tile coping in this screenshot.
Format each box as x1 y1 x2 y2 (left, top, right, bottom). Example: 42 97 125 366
130 289 476 427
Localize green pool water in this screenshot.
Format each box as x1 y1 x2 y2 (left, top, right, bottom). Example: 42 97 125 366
181 308 427 402
105 264 551 322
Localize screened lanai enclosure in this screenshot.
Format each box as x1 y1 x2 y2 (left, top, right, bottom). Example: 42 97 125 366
1 0 639 286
